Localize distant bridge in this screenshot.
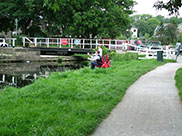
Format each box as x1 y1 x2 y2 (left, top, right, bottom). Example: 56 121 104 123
22 37 137 55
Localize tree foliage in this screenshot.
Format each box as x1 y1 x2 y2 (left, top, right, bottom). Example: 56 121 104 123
155 22 178 44
0 0 52 36
131 14 160 37
154 0 182 15
0 0 135 38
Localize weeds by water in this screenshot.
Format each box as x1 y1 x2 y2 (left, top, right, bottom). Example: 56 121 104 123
175 68 182 102
0 53 169 136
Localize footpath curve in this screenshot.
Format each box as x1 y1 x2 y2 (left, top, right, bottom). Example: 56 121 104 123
92 57 182 136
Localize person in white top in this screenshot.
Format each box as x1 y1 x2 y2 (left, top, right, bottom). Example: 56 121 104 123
87 51 102 69
98 45 103 57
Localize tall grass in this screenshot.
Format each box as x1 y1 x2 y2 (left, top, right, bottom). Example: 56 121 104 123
175 68 182 102
0 53 167 136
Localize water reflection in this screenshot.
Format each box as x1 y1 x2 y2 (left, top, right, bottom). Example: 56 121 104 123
0 61 88 90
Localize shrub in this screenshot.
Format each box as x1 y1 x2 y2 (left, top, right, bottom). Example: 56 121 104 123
175 68 182 102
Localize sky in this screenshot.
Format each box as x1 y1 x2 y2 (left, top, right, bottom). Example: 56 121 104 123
133 0 182 18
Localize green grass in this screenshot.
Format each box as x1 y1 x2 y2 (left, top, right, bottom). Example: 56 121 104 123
73 54 88 59
0 53 169 136
175 68 182 102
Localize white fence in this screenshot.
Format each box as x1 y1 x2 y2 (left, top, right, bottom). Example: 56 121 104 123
22 37 136 49
146 48 176 60
0 38 16 47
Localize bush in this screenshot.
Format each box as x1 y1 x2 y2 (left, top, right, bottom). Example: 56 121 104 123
13 35 23 47
58 57 62 62
175 68 182 102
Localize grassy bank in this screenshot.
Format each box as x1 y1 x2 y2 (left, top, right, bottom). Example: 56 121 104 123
175 68 182 102
0 54 169 135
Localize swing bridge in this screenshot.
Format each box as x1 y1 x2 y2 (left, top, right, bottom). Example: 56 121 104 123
0 37 177 59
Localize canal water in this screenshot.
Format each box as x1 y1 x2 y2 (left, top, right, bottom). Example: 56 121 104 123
0 61 89 90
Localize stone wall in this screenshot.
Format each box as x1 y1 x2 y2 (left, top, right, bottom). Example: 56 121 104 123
0 47 40 62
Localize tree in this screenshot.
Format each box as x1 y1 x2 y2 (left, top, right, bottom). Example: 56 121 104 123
144 33 150 40
0 0 52 36
155 22 178 44
165 23 178 43
131 15 160 37
155 22 167 44
0 0 135 38
50 0 136 38
179 32 182 43
156 15 165 23
147 17 160 36
154 0 182 15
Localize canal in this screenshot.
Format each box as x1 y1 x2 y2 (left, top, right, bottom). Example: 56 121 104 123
0 61 89 90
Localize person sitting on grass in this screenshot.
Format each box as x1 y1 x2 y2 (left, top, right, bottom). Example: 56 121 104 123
87 51 102 69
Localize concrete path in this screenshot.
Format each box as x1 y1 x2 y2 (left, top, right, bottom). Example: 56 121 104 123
92 56 182 136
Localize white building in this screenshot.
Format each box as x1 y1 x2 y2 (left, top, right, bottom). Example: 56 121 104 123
131 27 138 38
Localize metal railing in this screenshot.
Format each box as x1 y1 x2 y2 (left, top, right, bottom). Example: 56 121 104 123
22 37 136 49
0 38 16 47
146 48 176 60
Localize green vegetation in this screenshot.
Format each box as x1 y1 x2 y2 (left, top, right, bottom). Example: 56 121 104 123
131 14 182 44
175 68 182 102
0 53 170 135
58 57 63 62
0 0 135 38
73 54 88 59
154 0 182 15
102 46 117 58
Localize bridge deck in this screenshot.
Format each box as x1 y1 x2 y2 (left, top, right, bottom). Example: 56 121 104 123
28 47 93 55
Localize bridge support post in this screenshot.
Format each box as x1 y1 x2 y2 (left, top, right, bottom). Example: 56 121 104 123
71 39 73 48
60 38 62 48
109 40 111 50
90 39 92 48
83 39 85 49
12 39 16 47
96 39 98 49
46 38 49 48
23 37 25 47
34 38 37 47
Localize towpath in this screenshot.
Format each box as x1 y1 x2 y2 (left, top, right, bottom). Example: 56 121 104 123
92 56 182 136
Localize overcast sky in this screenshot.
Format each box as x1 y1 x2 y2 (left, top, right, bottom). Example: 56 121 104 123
133 0 182 18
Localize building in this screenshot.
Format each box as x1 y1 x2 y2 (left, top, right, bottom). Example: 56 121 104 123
131 27 138 38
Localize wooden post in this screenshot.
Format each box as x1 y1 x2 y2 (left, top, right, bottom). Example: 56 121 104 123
57 38 59 47
23 37 25 47
2 75 5 82
83 39 85 49
34 38 37 47
90 39 92 48
46 38 49 48
96 39 98 49
12 76 15 84
109 40 111 50
60 38 62 48
12 38 16 47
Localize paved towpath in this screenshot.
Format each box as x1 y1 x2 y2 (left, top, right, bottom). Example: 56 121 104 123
92 56 182 136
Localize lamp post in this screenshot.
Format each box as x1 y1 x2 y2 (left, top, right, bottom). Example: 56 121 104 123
15 18 18 36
